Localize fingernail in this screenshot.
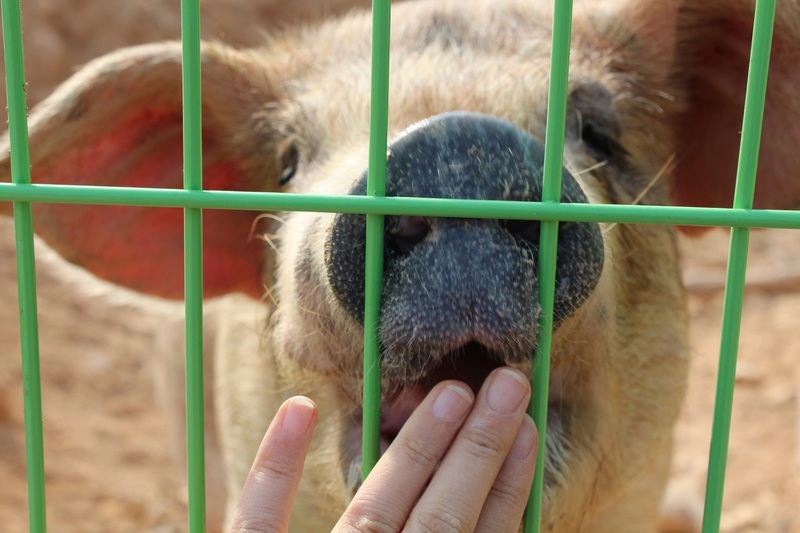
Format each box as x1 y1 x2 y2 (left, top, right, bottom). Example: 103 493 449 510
280 396 316 436
486 368 529 414
509 416 537 459
431 384 474 422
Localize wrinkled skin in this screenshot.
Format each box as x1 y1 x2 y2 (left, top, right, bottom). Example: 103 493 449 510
1 0 799 531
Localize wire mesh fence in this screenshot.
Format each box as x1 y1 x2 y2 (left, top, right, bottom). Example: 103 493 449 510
1 0 798 532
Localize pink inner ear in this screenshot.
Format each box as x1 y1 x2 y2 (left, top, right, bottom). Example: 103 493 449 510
32 111 266 300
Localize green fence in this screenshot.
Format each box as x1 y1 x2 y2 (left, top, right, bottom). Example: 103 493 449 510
1 0 799 532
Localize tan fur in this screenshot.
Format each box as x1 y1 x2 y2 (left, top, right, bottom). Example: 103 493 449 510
1 0 798 531
1 0 385 108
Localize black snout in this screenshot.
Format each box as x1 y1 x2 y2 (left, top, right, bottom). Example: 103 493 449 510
325 112 604 380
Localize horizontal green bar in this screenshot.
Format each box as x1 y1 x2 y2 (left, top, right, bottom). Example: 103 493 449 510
1 183 798 228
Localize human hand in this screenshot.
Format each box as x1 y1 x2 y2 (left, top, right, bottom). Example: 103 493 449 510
229 367 537 532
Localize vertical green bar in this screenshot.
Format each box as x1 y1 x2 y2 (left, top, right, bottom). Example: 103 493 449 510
524 1 573 531
181 0 206 531
1 0 47 531
701 1 775 531
361 0 391 481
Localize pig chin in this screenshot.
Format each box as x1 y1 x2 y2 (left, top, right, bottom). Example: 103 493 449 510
340 341 562 496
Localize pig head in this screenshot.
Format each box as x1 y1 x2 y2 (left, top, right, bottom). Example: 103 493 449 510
1 0 799 531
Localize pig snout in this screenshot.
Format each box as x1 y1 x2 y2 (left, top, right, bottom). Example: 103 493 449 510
325 112 604 385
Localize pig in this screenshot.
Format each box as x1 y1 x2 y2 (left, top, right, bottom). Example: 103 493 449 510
1 0 798 530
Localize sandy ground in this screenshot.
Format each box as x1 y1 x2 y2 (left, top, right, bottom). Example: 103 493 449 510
673 228 800 533
0 217 798 532
0 218 185 532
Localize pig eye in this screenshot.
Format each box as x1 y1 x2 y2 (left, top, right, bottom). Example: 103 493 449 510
580 123 625 163
278 144 300 186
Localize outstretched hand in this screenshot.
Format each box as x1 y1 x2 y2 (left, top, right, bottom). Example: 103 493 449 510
229 367 537 533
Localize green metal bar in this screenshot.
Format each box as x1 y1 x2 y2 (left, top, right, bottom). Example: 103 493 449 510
701 0 776 531
525 1 573 531
3 184 800 229
361 0 391 481
180 0 206 531
1 0 47 530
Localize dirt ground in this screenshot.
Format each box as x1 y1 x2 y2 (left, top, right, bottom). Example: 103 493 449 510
0 217 797 532
673 228 800 533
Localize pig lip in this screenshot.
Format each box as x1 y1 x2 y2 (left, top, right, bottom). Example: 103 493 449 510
346 342 520 493
378 342 506 442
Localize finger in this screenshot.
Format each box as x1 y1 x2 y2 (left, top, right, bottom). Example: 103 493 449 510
228 396 318 533
404 367 531 533
474 414 537 532
334 381 474 532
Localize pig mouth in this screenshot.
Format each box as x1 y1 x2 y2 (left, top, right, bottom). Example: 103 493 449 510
344 341 538 493
378 342 506 442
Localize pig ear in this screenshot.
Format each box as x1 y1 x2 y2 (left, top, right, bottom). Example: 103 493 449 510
609 0 800 212
670 0 800 211
669 1 800 210
0 42 286 299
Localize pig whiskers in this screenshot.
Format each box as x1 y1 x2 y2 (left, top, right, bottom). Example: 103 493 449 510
249 213 287 254
259 284 279 307
253 232 281 256
250 212 287 229
630 154 675 206
604 154 675 234
572 160 608 177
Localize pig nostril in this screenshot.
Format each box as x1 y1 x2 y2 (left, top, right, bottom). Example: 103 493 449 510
502 218 541 243
387 216 430 254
